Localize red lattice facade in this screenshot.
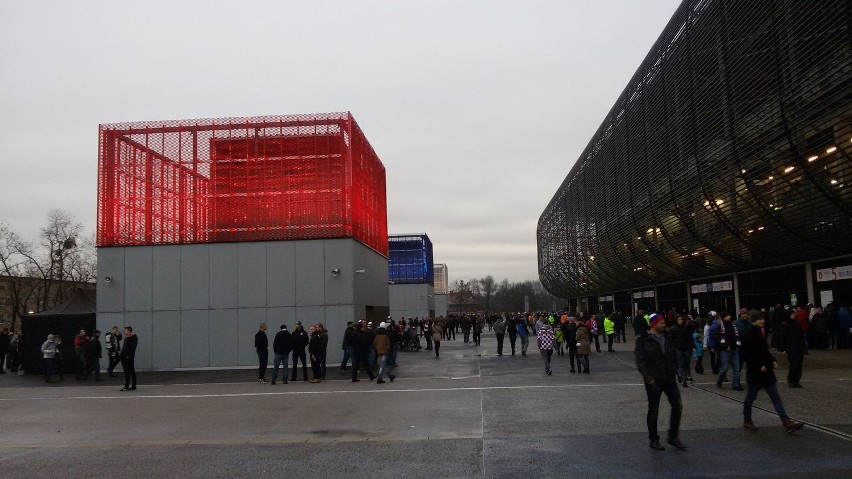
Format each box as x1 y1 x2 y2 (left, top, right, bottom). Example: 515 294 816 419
97 112 388 255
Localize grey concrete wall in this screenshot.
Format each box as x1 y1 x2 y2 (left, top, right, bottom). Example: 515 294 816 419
435 294 448 318
97 239 388 370
389 283 435 320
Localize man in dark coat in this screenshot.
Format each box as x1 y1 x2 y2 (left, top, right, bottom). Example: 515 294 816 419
351 322 376 382
776 311 806 388
271 324 292 385
85 330 103 381
290 321 310 382
119 326 137 391
255 323 269 383
635 314 686 451
632 310 648 338
741 310 803 434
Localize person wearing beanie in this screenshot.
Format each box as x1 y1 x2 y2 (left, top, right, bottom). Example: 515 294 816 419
635 313 686 451
741 310 804 434
290 321 309 382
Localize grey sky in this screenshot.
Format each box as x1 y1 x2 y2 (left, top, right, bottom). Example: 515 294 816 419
0 0 681 283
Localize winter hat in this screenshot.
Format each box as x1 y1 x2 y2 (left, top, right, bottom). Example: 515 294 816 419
649 314 665 329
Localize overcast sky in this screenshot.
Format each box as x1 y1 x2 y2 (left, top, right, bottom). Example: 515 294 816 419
0 0 681 283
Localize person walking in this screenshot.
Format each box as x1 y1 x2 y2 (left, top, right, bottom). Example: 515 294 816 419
0 327 10 373
777 311 806 388
604 314 615 352
576 321 591 374
119 326 137 391
308 325 323 383
85 330 103 381
255 323 269 384
587 315 602 353
670 315 694 387
271 324 292 385
105 326 122 377
563 319 578 372
290 322 309 382
74 329 90 380
715 312 743 391
508 316 518 355
538 323 555 375
635 314 686 451
423 319 433 351
340 321 355 371
374 326 395 384
517 317 530 356
493 316 506 356
351 322 376 382
741 310 804 434
432 321 443 358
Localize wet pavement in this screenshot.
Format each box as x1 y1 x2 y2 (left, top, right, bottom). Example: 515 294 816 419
1 331 850 478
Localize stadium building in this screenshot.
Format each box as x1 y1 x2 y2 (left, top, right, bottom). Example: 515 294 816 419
537 0 851 315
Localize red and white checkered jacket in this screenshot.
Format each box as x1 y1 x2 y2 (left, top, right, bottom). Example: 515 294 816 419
538 327 555 350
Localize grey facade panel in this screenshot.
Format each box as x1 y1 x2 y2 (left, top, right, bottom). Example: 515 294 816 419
124 247 152 311
152 245 181 311
389 283 435 319
151 310 180 369
295 241 325 306
181 244 210 310
209 243 239 309
180 309 210 368
97 248 124 313
266 307 297 330
209 309 239 367
324 239 354 305
238 242 267 308
97 239 388 369
266 241 296 307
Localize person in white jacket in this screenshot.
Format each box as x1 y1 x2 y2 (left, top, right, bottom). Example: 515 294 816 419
41 334 58 382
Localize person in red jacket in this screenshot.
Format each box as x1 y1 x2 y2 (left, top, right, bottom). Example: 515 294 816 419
794 305 810 351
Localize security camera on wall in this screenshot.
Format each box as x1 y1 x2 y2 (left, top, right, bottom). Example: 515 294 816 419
331 268 341 277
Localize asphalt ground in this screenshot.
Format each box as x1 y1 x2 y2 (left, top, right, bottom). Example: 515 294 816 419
1 330 851 478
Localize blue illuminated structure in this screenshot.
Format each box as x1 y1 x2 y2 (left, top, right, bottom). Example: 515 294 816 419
388 234 434 285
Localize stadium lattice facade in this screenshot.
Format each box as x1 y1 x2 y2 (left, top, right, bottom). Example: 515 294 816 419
537 0 851 314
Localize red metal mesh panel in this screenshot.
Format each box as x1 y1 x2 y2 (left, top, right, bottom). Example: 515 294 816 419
97 112 388 256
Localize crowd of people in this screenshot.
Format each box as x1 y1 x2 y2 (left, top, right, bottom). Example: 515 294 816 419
4 301 847 449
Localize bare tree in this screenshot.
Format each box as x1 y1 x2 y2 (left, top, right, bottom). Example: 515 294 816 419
0 223 39 331
38 209 87 307
479 275 496 312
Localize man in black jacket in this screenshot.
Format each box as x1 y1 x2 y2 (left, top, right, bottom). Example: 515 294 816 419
290 321 309 382
741 310 803 434
351 322 376 382
255 323 269 383
635 314 686 451
632 310 648 338
85 330 103 381
271 324 292 385
119 326 138 392
776 311 806 388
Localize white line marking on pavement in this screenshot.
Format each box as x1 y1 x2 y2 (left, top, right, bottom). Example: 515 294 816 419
0 382 648 402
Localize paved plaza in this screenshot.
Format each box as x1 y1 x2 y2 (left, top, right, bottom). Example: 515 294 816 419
1 331 851 478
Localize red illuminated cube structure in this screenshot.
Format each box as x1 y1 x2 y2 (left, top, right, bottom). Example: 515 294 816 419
97 112 388 255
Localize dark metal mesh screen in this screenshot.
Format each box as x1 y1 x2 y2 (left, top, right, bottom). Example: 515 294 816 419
538 0 852 298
